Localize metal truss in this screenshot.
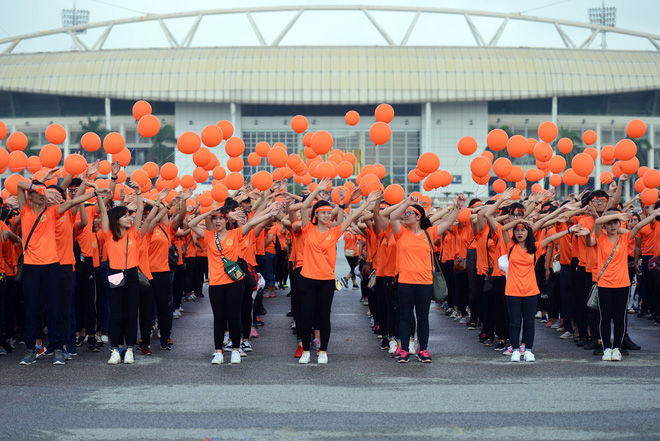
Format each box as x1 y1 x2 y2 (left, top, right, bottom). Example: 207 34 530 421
1 5 659 54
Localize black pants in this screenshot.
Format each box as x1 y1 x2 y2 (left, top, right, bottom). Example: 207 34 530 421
23 263 63 350
172 264 184 310
440 261 455 309
150 271 172 347
598 286 629 349
108 267 139 348
289 263 298 320
384 276 398 339
506 295 538 350
375 276 388 336
573 264 589 338
60 265 74 347
466 249 480 324
275 249 288 286
297 275 335 352
560 264 574 333
0 275 5 345
345 256 359 279
209 282 244 350
184 257 196 293
75 256 96 334
241 266 255 339
6 276 19 341
482 275 495 340
585 274 600 341
492 275 509 340
139 278 154 346
398 282 432 352
194 256 208 295
639 256 655 314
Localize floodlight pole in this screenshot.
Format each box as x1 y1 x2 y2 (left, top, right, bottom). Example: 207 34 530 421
588 0 616 49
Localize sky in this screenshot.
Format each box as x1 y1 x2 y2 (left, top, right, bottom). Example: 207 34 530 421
1 0 659 53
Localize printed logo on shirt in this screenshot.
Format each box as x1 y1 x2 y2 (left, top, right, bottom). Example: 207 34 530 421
60 216 66 222
326 235 332 241
226 239 233 246
155 230 161 236
92 242 97 249
40 215 47 222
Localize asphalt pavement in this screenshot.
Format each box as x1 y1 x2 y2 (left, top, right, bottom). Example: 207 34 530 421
2 252 660 441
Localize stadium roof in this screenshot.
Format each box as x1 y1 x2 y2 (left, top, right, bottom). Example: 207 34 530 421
0 46 659 105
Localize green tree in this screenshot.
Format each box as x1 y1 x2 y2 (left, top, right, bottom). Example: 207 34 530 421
147 124 175 164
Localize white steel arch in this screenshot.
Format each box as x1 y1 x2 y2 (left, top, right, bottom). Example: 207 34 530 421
1 5 660 54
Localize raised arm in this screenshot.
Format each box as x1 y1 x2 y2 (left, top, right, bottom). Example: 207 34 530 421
341 190 381 233
390 195 417 234
301 178 331 228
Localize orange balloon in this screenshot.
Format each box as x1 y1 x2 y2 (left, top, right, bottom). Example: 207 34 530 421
515 180 527 190
112 148 131 167
383 185 405 205
375 104 394 123
138 114 160 138
160 162 178 180
470 157 491 177
640 188 658 206
538 121 558 143
361 164 377 176
527 138 538 155
45 124 66 144
193 167 209 183
300 173 313 186
0 149 8 171
140 161 158 179
63 153 87 176
643 169 660 188
345 110 360 126
506 166 524 183
638 166 649 178
303 146 317 159
506 135 528 158
267 147 288 168
492 179 506 193
369 122 391 146
439 171 453 187
549 155 566 174
39 144 62 168
408 170 422 183
247 152 261 167
562 168 579 186
526 169 540 182
311 131 333 155
493 158 512 178
344 152 357 165
130 169 149 187
426 171 443 189
78 132 100 152
620 157 639 175
211 183 229 202
481 151 494 163
614 139 637 161
374 163 386 180
285 154 301 170
457 136 477 156
225 137 245 157
359 174 381 195
302 132 314 147
626 119 646 139
132 100 152 121
533 142 553 162
337 161 353 179
417 152 440 174
226 172 244 190
0 121 6 141
600 145 615 162
584 146 598 161
201 125 223 147
199 191 214 207
177 131 201 155
103 132 125 155
313 162 334 180
557 138 573 155
6 132 28 152
26 156 41 174
612 161 623 178
213 166 227 180
634 177 646 193
226 157 244 172
253 142 269 157
330 186 350 205
487 129 508 152
216 120 234 140
457 208 471 224
291 115 308 133
193 147 213 168
4 174 26 195
180 175 195 188
572 153 594 177
548 174 562 187
251 171 274 191
582 130 597 146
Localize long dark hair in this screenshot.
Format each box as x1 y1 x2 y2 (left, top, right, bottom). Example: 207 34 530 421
410 204 432 230
311 200 332 225
107 206 129 241
511 224 536 255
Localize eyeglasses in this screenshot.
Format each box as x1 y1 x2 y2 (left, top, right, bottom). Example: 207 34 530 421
592 197 608 203
402 211 417 218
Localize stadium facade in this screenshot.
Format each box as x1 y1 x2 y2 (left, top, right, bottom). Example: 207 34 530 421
1 6 660 197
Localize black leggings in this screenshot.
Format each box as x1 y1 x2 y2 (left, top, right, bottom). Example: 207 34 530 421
506 295 538 350
345 256 359 278
194 256 208 295
598 286 629 349
384 276 398 339
492 275 509 340
209 281 244 350
108 267 139 349
184 257 196 293
75 256 96 334
398 282 432 352
375 276 388 336
297 275 335 352
139 279 154 346
241 266 255 339
151 271 172 346
172 264 184 310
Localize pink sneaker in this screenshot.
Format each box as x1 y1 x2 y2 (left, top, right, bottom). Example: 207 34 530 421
250 327 259 338
391 346 402 359
502 346 513 356
546 318 555 328
520 344 526 355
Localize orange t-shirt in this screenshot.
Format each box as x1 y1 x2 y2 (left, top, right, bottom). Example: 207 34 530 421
475 226 490 276
394 227 437 285
75 205 98 257
595 231 631 288
241 229 258 267
20 204 59 265
505 240 544 297
300 223 343 281
92 231 102 268
183 234 196 258
364 229 383 270
55 211 77 266
255 230 266 256
383 230 398 278
489 224 505 277
148 224 172 273
375 226 393 278
293 223 305 269
174 236 185 265
0 221 11 274
138 234 152 280
100 225 140 271
343 231 359 255
204 228 245 286
441 230 455 263
265 223 280 255
554 223 573 265
638 224 655 256
452 224 471 259
195 231 207 257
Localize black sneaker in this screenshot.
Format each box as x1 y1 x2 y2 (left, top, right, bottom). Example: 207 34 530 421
398 351 411 363
494 341 506 351
592 347 604 356
380 339 389 350
75 336 85 347
483 339 494 347
258 308 267 316
88 339 99 352
620 347 629 356
467 323 477 330
340 277 349 289
286 310 293 317
576 339 588 347
416 349 432 363
584 339 599 350
622 335 641 350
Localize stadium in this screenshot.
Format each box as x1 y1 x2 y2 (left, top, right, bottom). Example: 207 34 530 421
1 5 660 197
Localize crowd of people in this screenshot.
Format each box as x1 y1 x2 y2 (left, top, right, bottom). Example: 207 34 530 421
1 158 657 366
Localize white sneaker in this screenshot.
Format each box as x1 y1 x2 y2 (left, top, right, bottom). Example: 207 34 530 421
511 349 521 362
240 341 253 352
299 351 310 364
602 348 613 361
535 311 543 319
177 307 184 313
108 349 121 365
449 310 458 319
238 348 247 358
230 350 241 364
124 348 134 364
611 348 622 361
223 331 229 347
388 340 398 354
101 335 109 344
559 331 574 340
173 311 181 319
409 339 417 355
524 350 535 362
318 351 328 364
211 352 224 365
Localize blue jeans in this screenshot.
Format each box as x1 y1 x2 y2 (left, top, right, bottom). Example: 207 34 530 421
398 283 432 352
